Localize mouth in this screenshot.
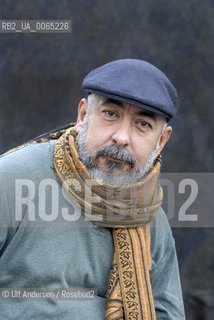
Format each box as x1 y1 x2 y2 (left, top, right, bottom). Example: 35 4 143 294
94 145 136 174
105 156 125 164
98 155 132 173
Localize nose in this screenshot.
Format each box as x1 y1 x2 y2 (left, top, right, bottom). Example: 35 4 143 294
111 122 131 147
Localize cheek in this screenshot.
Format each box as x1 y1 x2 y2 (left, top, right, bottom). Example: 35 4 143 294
84 124 110 154
132 140 157 168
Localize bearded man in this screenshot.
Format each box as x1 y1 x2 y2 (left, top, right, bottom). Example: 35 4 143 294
0 59 185 319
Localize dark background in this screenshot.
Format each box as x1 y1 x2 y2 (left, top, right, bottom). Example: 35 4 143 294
0 1 213 318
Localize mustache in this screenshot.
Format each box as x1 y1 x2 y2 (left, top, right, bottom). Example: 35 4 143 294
95 145 136 169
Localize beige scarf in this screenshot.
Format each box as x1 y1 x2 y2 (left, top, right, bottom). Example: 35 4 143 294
53 126 163 319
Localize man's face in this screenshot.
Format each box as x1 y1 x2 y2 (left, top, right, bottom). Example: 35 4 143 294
76 95 171 184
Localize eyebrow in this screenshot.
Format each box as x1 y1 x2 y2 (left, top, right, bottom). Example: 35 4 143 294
136 110 157 121
102 98 157 121
102 98 124 108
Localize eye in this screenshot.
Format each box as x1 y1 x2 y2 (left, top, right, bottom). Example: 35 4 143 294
139 120 149 127
136 120 152 132
106 110 116 117
103 110 118 119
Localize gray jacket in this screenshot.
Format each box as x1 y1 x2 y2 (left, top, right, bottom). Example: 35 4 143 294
0 141 185 319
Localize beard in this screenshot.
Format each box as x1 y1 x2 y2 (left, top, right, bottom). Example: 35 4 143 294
76 119 159 185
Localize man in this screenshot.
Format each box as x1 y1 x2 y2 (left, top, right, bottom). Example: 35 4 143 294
0 59 185 319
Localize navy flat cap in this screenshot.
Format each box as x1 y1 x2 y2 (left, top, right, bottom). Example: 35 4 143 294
82 59 178 120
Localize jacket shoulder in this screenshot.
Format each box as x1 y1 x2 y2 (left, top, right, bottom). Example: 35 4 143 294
0 141 56 173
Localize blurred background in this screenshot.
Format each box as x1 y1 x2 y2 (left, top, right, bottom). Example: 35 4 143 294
0 1 213 318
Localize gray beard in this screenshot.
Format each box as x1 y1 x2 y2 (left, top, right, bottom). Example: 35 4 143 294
77 119 158 185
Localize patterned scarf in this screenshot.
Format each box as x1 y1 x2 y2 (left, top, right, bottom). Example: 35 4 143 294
53 126 163 320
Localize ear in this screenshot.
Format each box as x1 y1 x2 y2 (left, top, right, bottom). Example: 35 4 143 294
76 98 88 133
155 125 172 158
